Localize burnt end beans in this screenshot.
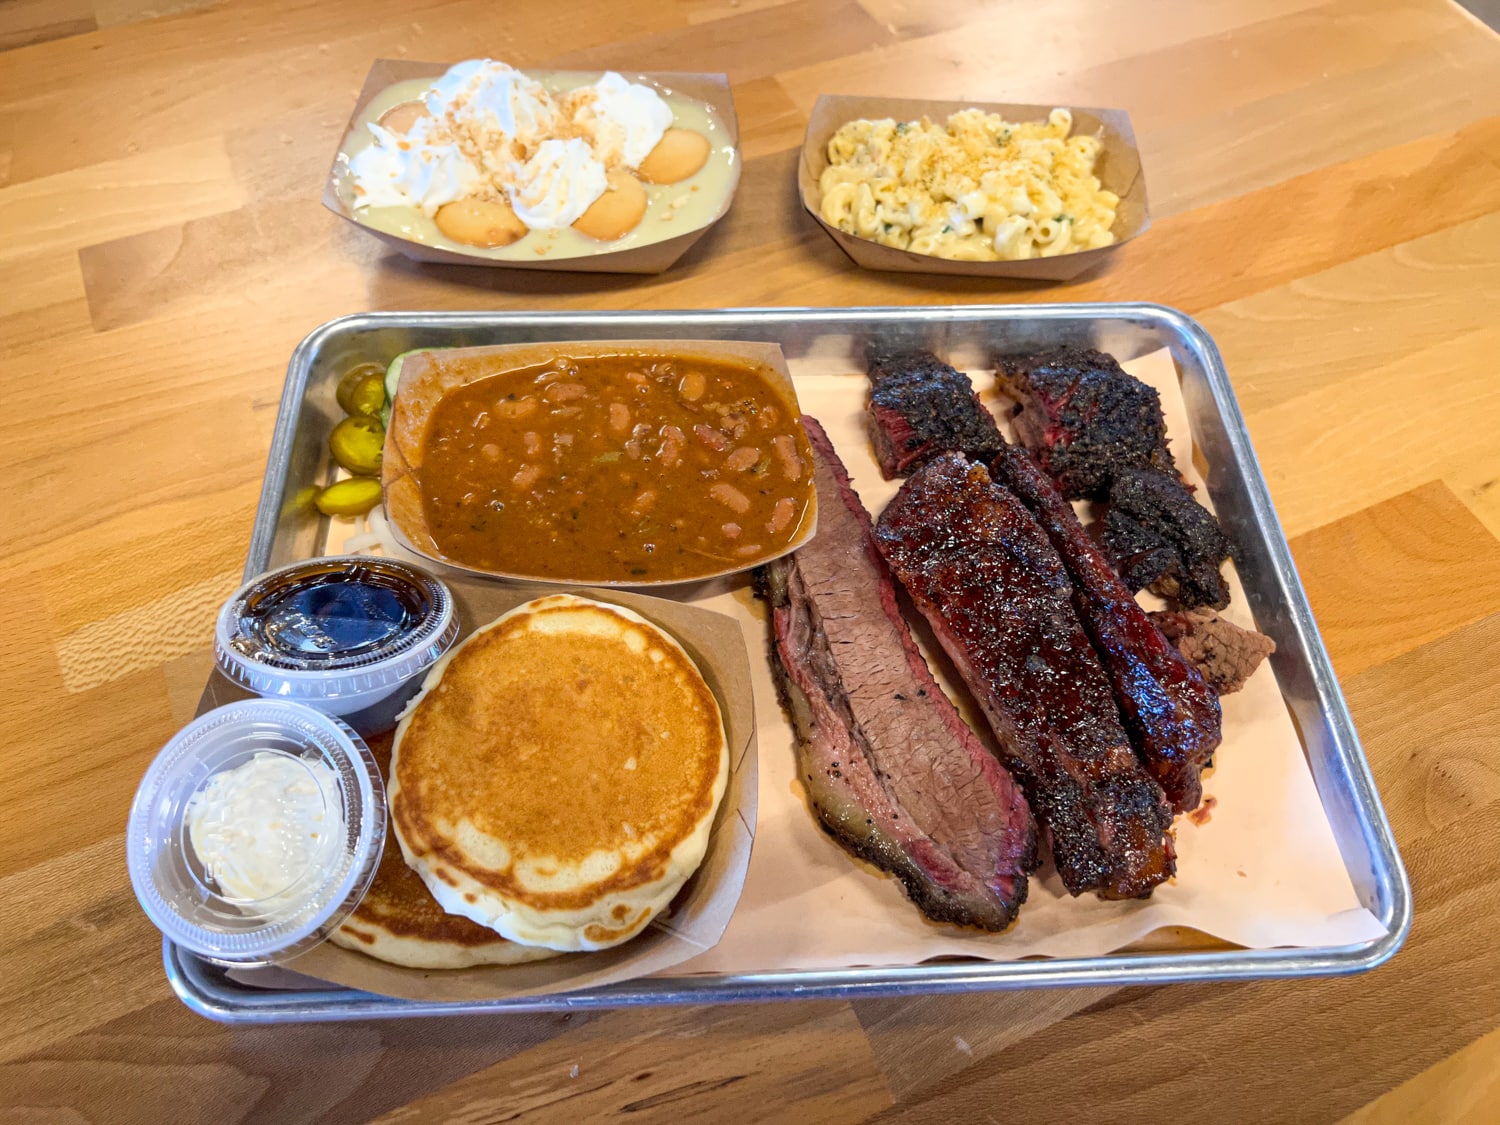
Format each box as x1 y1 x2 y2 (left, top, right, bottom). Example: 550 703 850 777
415 355 815 580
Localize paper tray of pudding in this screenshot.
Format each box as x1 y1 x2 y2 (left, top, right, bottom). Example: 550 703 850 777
162 305 1409 1022
323 60 740 274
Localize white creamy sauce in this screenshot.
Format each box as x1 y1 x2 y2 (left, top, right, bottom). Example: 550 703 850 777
186 752 342 911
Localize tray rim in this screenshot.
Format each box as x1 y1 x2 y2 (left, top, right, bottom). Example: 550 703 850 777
191 302 1411 1024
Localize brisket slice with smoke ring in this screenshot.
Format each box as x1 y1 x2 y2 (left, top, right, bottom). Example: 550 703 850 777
875 453 1175 899
755 417 1035 930
990 445 1223 813
864 349 1006 478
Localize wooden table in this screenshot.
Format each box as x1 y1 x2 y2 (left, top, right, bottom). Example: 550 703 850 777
5 0 1500 1120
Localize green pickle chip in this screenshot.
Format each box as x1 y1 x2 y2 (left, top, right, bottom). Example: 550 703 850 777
314 477 382 517
329 414 385 475
335 363 386 413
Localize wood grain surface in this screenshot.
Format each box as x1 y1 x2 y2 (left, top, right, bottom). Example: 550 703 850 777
3 0 1499 1121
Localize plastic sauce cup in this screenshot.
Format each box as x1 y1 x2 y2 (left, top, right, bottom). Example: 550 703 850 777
214 556 457 734
126 699 384 967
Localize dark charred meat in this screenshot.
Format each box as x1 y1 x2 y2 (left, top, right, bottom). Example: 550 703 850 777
1150 608 1276 695
993 346 1174 499
991 445 1223 812
994 345 1235 611
874 453 1175 899
755 417 1035 930
1104 466 1233 610
865 349 1006 478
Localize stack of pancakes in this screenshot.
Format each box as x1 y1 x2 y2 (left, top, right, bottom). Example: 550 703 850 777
331 594 729 967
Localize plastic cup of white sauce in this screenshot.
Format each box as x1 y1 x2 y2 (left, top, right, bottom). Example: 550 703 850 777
126 699 384 966
214 556 458 735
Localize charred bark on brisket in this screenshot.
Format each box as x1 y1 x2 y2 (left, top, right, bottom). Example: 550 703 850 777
993 346 1175 499
994 346 1235 610
1104 466 1233 610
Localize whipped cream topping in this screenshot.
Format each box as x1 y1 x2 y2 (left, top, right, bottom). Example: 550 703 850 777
348 61 679 234
566 71 674 169
348 120 484 216
424 59 560 161
508 138 609 229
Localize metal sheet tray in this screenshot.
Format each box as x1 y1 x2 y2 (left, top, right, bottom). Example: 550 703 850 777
165 304 1411 1023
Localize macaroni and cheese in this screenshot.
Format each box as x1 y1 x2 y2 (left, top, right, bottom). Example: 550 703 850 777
818 108 1118 261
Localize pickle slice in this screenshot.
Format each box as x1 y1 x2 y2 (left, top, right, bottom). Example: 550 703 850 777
329 414 385 475
346 372 386 417
336 363 387 413
314 477 383 517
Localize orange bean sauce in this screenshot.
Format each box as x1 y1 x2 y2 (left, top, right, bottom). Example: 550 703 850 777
416 354 815 581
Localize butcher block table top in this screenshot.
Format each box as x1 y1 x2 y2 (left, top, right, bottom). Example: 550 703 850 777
5 0 1500 1120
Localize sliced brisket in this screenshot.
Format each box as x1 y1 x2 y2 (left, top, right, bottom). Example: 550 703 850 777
756 417 1035 930
874 453 1175 899
1150 608 1276 695
865 349 1006 478
991 445 1223 812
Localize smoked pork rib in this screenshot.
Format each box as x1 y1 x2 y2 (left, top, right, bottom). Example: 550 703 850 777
875 453 1174 899
990 445 1223 813
756 417 1035 929
865 349 1005 478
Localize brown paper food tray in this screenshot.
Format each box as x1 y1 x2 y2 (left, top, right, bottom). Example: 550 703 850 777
195 577 758 1003
380 339 819 586
798 94 1149 281
322 60 740 274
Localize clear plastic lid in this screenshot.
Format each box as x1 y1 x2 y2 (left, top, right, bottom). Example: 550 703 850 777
126 699 385 966
214 556 457 706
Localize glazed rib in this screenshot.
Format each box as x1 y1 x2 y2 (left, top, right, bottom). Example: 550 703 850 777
756 418 1035 930
874 453 1174 899
990 444 1224 812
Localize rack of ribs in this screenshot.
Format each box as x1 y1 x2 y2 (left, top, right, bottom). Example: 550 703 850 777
755 417 1036 930
864 348 1006 478
990 445 1224 812
874 452 1175 898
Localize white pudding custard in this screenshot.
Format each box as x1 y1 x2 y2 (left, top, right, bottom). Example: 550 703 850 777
336 61 738 261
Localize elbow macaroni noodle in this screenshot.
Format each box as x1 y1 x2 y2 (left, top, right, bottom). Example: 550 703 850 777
818 108 1119 261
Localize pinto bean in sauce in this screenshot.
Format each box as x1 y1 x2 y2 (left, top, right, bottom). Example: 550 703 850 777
417 354 815 581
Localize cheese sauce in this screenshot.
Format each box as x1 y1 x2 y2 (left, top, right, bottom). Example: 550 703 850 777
187 752 343 911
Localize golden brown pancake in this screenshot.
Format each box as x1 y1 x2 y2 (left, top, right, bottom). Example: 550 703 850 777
389 594 728 952
330 731 559 969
